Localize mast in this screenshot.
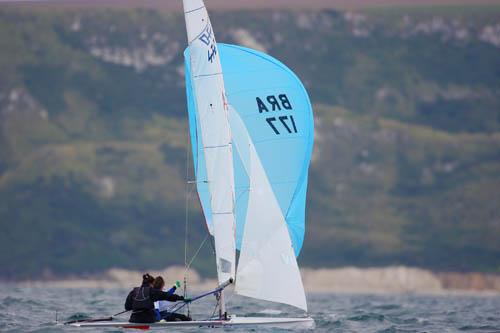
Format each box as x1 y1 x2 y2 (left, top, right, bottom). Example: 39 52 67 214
182 0 235 317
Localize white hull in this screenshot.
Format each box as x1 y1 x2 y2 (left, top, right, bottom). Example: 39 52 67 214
68 316 315 330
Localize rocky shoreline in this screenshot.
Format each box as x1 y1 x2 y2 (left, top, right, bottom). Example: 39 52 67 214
301 267 500 295
7 266 500 295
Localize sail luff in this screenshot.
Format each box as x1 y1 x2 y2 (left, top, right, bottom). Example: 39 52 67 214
182 0 236 284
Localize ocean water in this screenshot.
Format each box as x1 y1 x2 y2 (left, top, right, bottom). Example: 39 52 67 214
0 287 499 332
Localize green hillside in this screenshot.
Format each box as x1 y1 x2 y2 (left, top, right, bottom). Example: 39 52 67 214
0 6 499 279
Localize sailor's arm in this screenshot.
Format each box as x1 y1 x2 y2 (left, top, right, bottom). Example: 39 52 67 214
124 290 134 310
166 280 181 295
152 289 185 302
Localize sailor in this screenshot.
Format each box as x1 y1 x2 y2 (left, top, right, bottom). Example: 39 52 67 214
125 273 188 323
152 276 192 322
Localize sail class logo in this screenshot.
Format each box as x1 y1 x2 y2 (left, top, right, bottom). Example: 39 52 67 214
198 23 217 63
198 23 213 45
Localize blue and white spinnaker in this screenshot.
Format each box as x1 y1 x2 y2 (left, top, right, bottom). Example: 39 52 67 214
185 43 313 311
186 45 313 257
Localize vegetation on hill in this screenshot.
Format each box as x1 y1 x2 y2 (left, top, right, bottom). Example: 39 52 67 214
0 6 499 279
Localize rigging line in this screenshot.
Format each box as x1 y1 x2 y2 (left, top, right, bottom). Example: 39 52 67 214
184 117 193 316
184 133 191 272
234 188 250 206
184 233 210 274
203 296 220 321
184 183 195 271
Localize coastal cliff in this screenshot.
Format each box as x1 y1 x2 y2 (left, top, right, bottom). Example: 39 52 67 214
15 266 500 295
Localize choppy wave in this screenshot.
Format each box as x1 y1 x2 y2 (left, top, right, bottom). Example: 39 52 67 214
0 288 499 332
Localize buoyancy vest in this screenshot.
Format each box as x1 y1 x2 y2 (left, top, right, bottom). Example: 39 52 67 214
131 287 155 312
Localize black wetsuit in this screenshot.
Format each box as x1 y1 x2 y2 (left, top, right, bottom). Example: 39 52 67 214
125 282 185 323
159 310 191 322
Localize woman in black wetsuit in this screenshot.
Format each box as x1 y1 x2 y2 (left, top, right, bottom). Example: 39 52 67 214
124 273 187 323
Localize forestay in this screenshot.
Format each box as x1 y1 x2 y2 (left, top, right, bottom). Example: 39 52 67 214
182 0 236 284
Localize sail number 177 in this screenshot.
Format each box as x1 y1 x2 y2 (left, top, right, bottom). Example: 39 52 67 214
266 116 298 135
256 94 298 135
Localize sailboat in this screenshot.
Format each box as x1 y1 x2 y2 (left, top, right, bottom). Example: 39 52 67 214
68 0 314 329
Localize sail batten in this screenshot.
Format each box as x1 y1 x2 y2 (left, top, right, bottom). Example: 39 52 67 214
184 5 205 15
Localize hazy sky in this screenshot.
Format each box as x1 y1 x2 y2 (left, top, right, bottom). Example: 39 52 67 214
2 0 500 9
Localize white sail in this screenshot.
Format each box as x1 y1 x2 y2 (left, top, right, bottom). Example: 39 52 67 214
182 0 236 284
229 108 308 311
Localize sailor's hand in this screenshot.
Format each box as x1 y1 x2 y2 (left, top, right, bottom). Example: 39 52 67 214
175 280 181 288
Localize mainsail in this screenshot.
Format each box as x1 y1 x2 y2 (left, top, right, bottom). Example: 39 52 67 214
184 1 314 312
182 0 236 284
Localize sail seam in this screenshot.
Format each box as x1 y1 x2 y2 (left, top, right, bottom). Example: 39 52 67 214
203 144 231 149
184 5 205 14
194 72 223 78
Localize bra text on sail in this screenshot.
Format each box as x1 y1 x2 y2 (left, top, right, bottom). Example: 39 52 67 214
256 94 292 113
